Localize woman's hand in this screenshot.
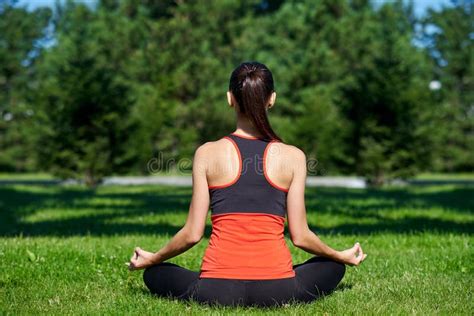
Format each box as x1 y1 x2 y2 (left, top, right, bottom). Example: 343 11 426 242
337 242 367 266
126 247 156 271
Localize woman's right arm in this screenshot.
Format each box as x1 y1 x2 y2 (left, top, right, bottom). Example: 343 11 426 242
286 147 367 266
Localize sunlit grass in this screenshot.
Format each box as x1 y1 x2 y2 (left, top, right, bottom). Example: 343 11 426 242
0 172 54 180
0 183 472 314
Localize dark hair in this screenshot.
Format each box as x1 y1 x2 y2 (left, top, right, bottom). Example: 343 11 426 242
229 61 283 142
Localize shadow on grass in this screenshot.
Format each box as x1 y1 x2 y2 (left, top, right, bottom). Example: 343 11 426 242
0 184 472 237
334 283 353 292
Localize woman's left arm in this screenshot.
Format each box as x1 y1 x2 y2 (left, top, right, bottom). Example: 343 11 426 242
127 144 210 271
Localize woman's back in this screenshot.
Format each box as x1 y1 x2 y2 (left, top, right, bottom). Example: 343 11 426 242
205 132 293 191
199 132 297 279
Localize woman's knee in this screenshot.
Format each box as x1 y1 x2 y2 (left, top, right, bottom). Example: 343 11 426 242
323 260 346 293
143 265 157 291
334 260 346 282
296 256 346 295
143 263 170 292
320 257 346 283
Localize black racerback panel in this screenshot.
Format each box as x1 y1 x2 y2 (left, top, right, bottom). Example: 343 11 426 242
209 134 288 218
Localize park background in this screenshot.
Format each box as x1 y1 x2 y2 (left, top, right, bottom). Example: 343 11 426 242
0 0 473 315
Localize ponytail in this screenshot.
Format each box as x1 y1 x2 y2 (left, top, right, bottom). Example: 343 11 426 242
229 62 282 142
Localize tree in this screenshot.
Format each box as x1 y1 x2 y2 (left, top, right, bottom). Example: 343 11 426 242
337 1 435 185
0 0 51 171
423 1 474 172
35 1 137 186
239 0 436 183
122 0 265 174
2 0 469 183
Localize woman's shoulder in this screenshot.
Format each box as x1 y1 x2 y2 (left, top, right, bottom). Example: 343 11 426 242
269 141 306 161
194 138 233 158
195 137 306 162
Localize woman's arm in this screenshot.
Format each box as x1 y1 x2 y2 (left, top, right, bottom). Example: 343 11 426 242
286 148 367 266
127 144 211 270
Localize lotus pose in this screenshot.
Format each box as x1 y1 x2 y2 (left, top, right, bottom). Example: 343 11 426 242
127 61 367 307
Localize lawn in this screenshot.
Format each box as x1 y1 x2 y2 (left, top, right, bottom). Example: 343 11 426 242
0 183 472 315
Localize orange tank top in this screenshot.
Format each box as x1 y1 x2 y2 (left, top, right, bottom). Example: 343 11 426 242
199 133 295 280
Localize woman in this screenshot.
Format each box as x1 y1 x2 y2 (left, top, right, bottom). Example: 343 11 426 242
127 61 367 307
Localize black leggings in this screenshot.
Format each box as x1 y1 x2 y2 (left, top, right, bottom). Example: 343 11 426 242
143 256 346 307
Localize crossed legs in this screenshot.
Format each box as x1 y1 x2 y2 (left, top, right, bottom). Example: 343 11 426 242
142 256 346 306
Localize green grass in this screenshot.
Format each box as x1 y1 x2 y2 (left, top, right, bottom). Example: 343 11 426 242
414 173 474 180
0 183 472 315
0 173 54 180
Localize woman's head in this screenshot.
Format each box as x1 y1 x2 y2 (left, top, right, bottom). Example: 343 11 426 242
228 61 282 141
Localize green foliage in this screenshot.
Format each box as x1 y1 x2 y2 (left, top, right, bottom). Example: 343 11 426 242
334 1 436 183
34 2 138 186
423 2 474 172
0 0 472 184
0 1 51 171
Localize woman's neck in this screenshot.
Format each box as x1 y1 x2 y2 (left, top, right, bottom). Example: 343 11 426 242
234 115 262 138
